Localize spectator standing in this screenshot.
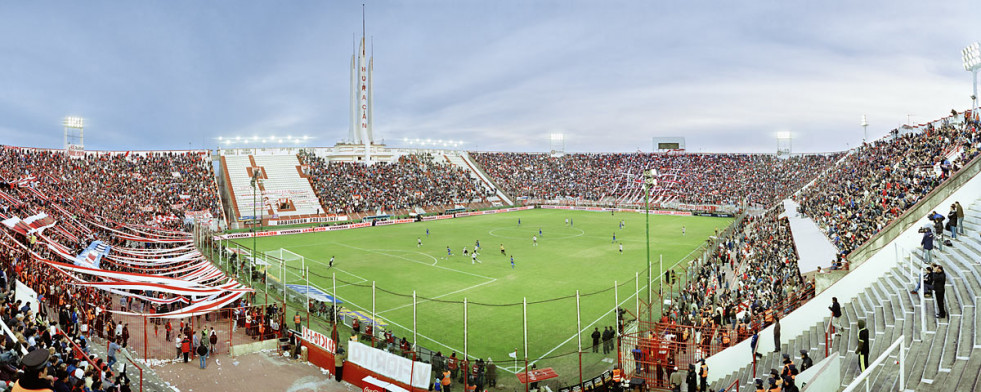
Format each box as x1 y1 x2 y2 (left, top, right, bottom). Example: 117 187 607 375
181 335 191 363
856 320 869 371
956 201 965 235
829 297 842 336
772 316 781 353
197 340 209 369
591 328 601 353
921 228 934 264
947 205 958 239
933 266 947 318
107 338 121 368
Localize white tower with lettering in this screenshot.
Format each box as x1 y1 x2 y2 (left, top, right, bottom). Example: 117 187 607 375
349 10 374 162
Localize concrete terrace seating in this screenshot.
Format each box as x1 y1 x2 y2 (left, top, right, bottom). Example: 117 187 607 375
223 154 324 219
710 201 981 392
252 155 323 217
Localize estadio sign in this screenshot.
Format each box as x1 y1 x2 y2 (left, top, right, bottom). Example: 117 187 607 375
301 326 336 353
347 342 431 388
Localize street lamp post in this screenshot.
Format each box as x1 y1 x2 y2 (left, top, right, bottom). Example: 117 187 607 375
963 42 981 120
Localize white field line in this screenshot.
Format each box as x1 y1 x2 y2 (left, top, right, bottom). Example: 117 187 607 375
276 250 370 289
524 244 706 371
333 242 498 281
376 278 499 316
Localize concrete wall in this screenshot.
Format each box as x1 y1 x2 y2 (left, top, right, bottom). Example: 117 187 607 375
230 338 279 356
705 154 981 384
799 354 840 392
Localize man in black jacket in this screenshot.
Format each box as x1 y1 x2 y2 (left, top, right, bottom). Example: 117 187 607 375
933 265 947 318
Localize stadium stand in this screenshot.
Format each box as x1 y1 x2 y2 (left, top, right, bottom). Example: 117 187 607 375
301 151 492 217
470 152 841 209
221 153 325 221
709 115 981 391
797 119 981 255
0 148 220 231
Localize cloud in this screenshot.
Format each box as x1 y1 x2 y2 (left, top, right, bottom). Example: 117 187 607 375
0 1 976 153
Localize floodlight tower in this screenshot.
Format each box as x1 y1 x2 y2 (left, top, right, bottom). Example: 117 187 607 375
776 131 792 158
963 42 981 120
861 115 869 144
549 133 565 157
63 116 84 149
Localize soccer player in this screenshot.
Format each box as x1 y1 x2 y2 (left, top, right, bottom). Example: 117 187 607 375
463 246 469 255
532 235 538 246
500 244 506 255
417 237 422 247
565 218 569 225
474 240 480 254
518 218 521 226
619 243 623 254
447 246 452 257
426 228 430 237
510 255 515 269
472 252 480 264
329 256 335 268
539 227 543 237
682 225 686 237
612 233 616 244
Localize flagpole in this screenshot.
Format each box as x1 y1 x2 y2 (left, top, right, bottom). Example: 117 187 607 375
412 291 417 351
576 290 582 387
523 297 529 392
614 280 620 369
371 281 376 347
306 267 310 332
635 272 640 321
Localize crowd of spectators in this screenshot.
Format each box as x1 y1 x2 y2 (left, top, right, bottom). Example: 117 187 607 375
471 152 840 208
659 206 810 348
0 148 220 231
796 118 981 254
301 152 490 214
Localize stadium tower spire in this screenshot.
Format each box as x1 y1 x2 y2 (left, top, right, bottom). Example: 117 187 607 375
349 4 374 162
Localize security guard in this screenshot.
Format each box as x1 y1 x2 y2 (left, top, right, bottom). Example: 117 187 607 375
798 350 813 372
12 349 53 392
698 359 708 392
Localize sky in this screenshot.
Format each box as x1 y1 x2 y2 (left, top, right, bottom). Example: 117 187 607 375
0 1 978 153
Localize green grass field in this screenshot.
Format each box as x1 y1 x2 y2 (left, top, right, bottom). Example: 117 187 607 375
233 208 730 373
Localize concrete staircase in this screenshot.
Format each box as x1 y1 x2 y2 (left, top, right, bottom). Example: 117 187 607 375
710 202 981 392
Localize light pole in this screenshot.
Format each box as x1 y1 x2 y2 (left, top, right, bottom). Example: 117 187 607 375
962 42 981 121
861 115 869 144
643 168 658 319
250 170 261 287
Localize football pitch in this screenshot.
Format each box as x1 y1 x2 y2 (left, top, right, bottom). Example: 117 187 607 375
233 208 731 369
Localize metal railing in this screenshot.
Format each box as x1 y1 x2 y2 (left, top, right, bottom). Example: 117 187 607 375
841 335 905 392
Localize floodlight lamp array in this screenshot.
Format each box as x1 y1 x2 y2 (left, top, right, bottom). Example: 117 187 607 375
963 42 981 71
216 135 311 145
402 137 466 148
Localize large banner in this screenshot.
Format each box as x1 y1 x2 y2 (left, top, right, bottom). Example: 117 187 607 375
14 280 40 316
301 326 336 354
347 342 431 388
